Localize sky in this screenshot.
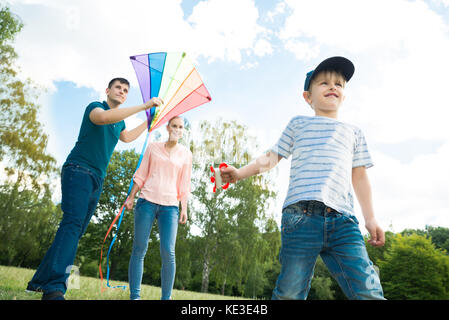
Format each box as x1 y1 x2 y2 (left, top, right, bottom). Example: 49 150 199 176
5 0 449 234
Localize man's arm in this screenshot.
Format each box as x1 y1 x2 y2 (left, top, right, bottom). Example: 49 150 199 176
221 151 283 183
120 120 148 143
89 97 162 126
352 166 385 247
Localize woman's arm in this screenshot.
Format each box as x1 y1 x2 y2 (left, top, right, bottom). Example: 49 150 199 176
125 182 140 211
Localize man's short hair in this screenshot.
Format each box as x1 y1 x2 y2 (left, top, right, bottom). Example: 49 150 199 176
108 78 130 89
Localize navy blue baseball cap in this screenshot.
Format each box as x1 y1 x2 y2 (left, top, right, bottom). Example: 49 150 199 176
304 56 355 91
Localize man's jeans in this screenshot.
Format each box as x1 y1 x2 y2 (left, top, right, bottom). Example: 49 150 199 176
27 163 103 294
128 198 179 300
272 200 385 300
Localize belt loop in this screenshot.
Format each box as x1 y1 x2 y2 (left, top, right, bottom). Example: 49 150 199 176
307 201 313 215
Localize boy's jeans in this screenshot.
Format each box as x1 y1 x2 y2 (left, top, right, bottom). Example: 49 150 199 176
128 198 179 300
272 200 385 300
27 163 103 294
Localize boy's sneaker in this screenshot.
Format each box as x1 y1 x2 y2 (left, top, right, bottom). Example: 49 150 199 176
42 291 65 300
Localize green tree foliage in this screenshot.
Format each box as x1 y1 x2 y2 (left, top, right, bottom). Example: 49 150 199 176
0 5 60 272
189 118 280 297
0 182 62 268
0 6 57 193
379 233 449 299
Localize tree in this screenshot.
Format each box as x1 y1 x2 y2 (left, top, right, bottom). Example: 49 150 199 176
189 118 279 295
0 6 57 193
0 5 60 271
0 182 62 268
426 226 449 254
379 233 449 299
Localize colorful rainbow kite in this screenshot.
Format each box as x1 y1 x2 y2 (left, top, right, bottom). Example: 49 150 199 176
99 52 211 291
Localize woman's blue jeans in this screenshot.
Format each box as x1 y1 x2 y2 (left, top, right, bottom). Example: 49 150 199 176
27 163 103 294
128 198 179 300
272 200 385 300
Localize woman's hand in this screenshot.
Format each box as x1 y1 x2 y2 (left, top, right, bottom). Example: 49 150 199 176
179 209 188 224
125 196 135 211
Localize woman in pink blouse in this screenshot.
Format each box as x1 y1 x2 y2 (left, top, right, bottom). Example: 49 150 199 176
125 116 192 300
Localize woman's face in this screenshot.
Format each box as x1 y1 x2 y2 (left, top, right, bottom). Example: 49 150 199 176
166 117 184 141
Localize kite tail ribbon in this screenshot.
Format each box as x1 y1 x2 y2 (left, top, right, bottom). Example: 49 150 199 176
99 108 155 292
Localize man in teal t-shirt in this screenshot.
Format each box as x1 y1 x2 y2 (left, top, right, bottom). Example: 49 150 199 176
27 78 162 300
65 100 126 179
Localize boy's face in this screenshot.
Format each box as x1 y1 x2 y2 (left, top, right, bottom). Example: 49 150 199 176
303 71 346 117
106 80 129 105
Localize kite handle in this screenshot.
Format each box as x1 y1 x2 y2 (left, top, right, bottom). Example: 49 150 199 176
209 162 230 192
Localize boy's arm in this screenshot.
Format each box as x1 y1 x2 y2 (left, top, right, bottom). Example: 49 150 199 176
89 97 162 125
352 166 385 247
221 151 283 183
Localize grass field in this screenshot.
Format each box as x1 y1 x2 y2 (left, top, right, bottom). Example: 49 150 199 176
0 265 246 300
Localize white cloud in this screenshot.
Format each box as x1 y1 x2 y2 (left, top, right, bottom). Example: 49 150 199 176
365 142 449 232
187 0 271 63
254 38 273 57
278 0 449 143
10 0 270 94
266 2 286 23
432 0 449 7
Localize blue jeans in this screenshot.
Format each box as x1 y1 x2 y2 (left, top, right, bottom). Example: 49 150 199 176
272 200 385 300
27 163 103 294
128 198 179 300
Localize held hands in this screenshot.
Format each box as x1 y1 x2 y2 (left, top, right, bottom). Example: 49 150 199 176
365 218 385 247
144 97 163 110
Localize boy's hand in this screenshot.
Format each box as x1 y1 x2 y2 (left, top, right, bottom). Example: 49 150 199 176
144 97 163 110
365 218 385 247
220 165 240 184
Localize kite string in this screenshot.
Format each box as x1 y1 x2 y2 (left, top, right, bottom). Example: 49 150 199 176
99 125 152 291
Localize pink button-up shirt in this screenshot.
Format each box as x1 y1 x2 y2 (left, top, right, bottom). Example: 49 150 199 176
133 141 192 206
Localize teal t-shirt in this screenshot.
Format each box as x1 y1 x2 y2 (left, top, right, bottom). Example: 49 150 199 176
64 101 126 179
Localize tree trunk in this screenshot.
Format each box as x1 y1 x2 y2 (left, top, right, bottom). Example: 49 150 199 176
221 277 226 296
201 249 210 293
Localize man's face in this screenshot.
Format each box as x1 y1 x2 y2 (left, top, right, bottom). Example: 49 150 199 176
106 81 129 105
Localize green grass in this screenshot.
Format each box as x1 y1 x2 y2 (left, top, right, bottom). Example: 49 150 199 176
0 265 246 300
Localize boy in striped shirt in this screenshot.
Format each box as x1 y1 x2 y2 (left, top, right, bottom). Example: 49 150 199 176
221 57 385 300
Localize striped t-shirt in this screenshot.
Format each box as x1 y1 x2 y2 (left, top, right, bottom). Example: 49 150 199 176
271 115 373 217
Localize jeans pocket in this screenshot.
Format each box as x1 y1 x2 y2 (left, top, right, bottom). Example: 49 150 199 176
135 197 145 210
281 211 306 233
342 214 359 225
